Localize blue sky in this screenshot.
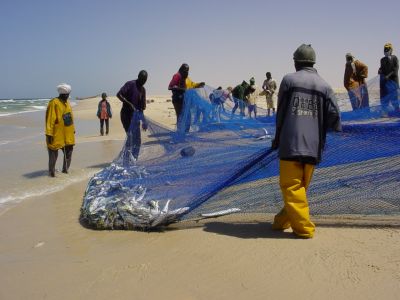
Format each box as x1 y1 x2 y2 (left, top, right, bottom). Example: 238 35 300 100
1 0 399 98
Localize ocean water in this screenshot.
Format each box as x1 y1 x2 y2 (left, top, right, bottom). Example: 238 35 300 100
0 98 51 116
0 98 77 117
0 99 121 214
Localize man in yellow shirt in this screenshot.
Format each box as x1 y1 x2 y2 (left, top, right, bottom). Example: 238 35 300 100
45 83 75 177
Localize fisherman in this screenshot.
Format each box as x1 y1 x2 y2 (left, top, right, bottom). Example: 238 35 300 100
221 86 233 113
231 80 249 117
246 77 259 118
96 92 112 135
378 42 399 114
271 44 342 238
343 53 369 110
45 83 75 177
168 63 205 125
209 87 224 122
262 72 278 116
117 70 149 160
209 86 232 122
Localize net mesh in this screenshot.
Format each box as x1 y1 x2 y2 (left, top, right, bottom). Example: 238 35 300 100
80 76 400 230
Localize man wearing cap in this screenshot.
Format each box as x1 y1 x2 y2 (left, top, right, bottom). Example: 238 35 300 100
117 70 149 160
271 44 342 238
378 42 399 113
45 83 75 177
343 53 369 110
97 92 112 136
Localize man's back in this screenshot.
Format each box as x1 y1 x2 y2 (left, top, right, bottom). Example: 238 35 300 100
276 67 341 163
232 85 244 100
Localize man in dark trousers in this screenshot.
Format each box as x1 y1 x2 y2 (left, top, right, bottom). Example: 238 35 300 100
168 63 205 126
117 70 148 160
379 42 399 114
272 44 342 238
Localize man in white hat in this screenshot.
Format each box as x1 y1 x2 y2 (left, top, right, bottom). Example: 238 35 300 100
45 83 75 177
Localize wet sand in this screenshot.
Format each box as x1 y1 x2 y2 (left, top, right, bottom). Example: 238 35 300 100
0 95 399 300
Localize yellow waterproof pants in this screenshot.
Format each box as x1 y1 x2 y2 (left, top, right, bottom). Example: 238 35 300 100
273 160 315 238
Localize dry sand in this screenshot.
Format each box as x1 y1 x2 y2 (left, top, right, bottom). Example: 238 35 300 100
0 94 399 300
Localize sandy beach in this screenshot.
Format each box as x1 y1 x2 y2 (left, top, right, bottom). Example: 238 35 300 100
0 95 399 300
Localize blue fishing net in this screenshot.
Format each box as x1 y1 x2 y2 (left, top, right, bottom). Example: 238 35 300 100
80 76 400 230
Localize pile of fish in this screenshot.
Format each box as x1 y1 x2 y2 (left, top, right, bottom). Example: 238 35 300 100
80 156 189 230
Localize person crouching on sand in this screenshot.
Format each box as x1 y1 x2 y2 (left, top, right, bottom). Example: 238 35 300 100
97 92 112 136
271 44 342 238
45 83 75 177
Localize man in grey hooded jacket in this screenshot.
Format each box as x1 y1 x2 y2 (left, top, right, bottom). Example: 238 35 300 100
271 44 342 238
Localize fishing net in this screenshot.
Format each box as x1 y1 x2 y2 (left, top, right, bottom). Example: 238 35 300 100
80 75 400 230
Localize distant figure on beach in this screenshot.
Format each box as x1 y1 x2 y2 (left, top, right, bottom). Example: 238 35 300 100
96 92 112 135
246 77 259 118
168 63 205 125
231 80 249 117
45 83 75 177
209 86 232 122
220 86 233 113
262 72 277 116
209 87 223 122
378 42 399 113
343 53 369 110
271 44 342 238
117 70 148 160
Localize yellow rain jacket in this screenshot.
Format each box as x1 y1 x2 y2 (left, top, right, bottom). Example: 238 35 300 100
45 97 75 150
185 77 202 89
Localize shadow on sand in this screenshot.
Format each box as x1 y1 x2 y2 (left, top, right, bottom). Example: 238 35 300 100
23 170 49 178
201 221 297 239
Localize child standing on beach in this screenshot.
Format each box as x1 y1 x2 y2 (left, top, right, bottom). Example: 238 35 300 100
246 77 259 118
97 92 112 135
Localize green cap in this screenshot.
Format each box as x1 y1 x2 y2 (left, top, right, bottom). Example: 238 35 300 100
293 44 316 63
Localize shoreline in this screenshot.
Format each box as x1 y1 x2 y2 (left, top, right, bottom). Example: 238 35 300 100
0 95 173 213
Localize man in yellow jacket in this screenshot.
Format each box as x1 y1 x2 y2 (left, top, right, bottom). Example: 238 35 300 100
45 83 75 177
